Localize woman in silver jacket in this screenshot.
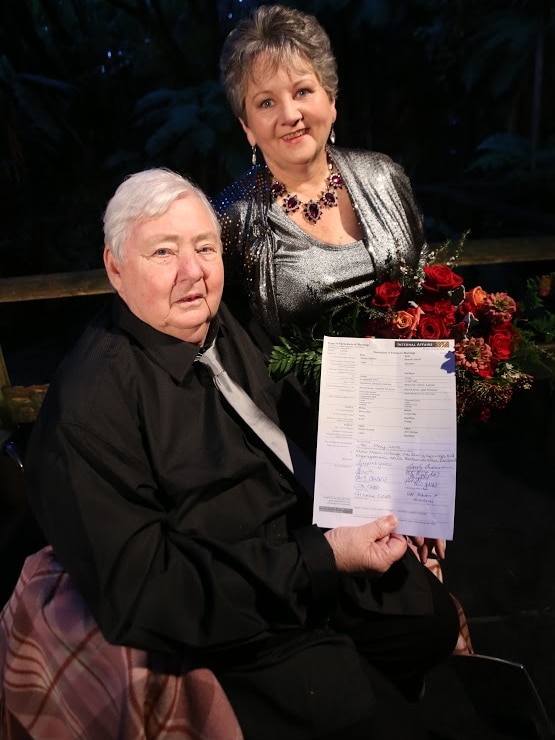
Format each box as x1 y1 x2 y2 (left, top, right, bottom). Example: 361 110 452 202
212 4 428 343
212 2 451 630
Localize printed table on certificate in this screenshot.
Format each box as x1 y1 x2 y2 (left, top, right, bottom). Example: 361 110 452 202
313 336 457 540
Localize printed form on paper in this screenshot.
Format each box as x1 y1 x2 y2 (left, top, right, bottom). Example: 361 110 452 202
313 336 457 540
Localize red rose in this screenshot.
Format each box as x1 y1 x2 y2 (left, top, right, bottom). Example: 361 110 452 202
488 323 514 363
449 321 468 342
476 363 493 378
422 266 464 295
372 280 402 307
457 299 474 318
420 299 457 329
416 315 447 340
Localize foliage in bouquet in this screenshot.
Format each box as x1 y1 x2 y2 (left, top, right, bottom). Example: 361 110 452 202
510 272 555 379
269 251 541 422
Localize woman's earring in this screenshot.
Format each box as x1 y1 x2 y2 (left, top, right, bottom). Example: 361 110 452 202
251 145 257 166
329 126 336 145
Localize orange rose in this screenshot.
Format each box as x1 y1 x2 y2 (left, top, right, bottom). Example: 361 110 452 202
407 305 423 332
392 310 415 337
465 286 487 309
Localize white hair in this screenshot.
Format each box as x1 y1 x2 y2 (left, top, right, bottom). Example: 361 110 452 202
103 168 221 261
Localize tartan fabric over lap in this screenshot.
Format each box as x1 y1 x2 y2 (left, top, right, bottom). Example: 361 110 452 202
0 546 243 740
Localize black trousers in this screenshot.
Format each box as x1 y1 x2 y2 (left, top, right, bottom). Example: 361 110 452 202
211 565 460 740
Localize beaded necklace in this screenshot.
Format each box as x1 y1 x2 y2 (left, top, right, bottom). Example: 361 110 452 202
270 160 344 225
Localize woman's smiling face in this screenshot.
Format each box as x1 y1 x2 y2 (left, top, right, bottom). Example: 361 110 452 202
240 53 336 176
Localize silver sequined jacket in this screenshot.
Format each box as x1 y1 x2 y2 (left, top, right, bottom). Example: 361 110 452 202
211 146 427 340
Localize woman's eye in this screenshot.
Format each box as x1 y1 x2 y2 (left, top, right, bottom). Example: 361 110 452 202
260 99 273 109
297 88 311 98
154 248 171 257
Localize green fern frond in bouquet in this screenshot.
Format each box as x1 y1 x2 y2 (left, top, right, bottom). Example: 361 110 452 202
269 300 372 390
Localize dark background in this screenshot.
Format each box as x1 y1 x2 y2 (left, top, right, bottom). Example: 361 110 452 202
2 0 554 269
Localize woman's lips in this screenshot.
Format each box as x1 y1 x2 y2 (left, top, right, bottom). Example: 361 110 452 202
282 128 308 141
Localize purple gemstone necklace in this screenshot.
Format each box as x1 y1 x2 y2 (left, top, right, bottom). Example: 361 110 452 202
270 161 344 225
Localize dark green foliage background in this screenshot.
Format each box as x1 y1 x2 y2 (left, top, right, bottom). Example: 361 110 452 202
2 0 554 277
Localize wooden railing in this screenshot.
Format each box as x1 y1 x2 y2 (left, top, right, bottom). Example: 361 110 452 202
0 236 554 304
0 268 110 304
0 235 554 426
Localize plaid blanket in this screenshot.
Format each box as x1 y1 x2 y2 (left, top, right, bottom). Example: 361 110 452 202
0 547 243 739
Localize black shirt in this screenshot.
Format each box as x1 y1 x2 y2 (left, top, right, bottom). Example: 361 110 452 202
26 296 337 655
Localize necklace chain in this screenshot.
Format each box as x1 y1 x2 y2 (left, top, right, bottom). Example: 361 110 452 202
270 162 344 224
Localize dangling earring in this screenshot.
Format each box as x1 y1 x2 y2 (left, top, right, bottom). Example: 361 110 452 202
251 145 257 166
329 126 336 145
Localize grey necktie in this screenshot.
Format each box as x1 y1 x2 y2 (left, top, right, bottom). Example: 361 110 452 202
196 343 314 495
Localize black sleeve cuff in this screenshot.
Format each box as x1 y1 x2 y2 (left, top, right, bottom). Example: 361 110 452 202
293 524 339 602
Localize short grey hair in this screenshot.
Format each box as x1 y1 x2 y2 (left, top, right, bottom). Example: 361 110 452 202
220 4 338 121
103 168 221 262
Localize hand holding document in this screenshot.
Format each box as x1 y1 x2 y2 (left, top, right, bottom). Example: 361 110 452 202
313 337 457 540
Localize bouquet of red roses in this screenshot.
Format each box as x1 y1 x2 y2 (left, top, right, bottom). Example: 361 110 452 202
366 265 533 421
269 263 534 422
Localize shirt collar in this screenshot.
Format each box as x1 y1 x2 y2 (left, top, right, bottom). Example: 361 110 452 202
113 295 222 383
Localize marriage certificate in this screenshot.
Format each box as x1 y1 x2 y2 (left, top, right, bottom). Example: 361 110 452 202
313 337 457 540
